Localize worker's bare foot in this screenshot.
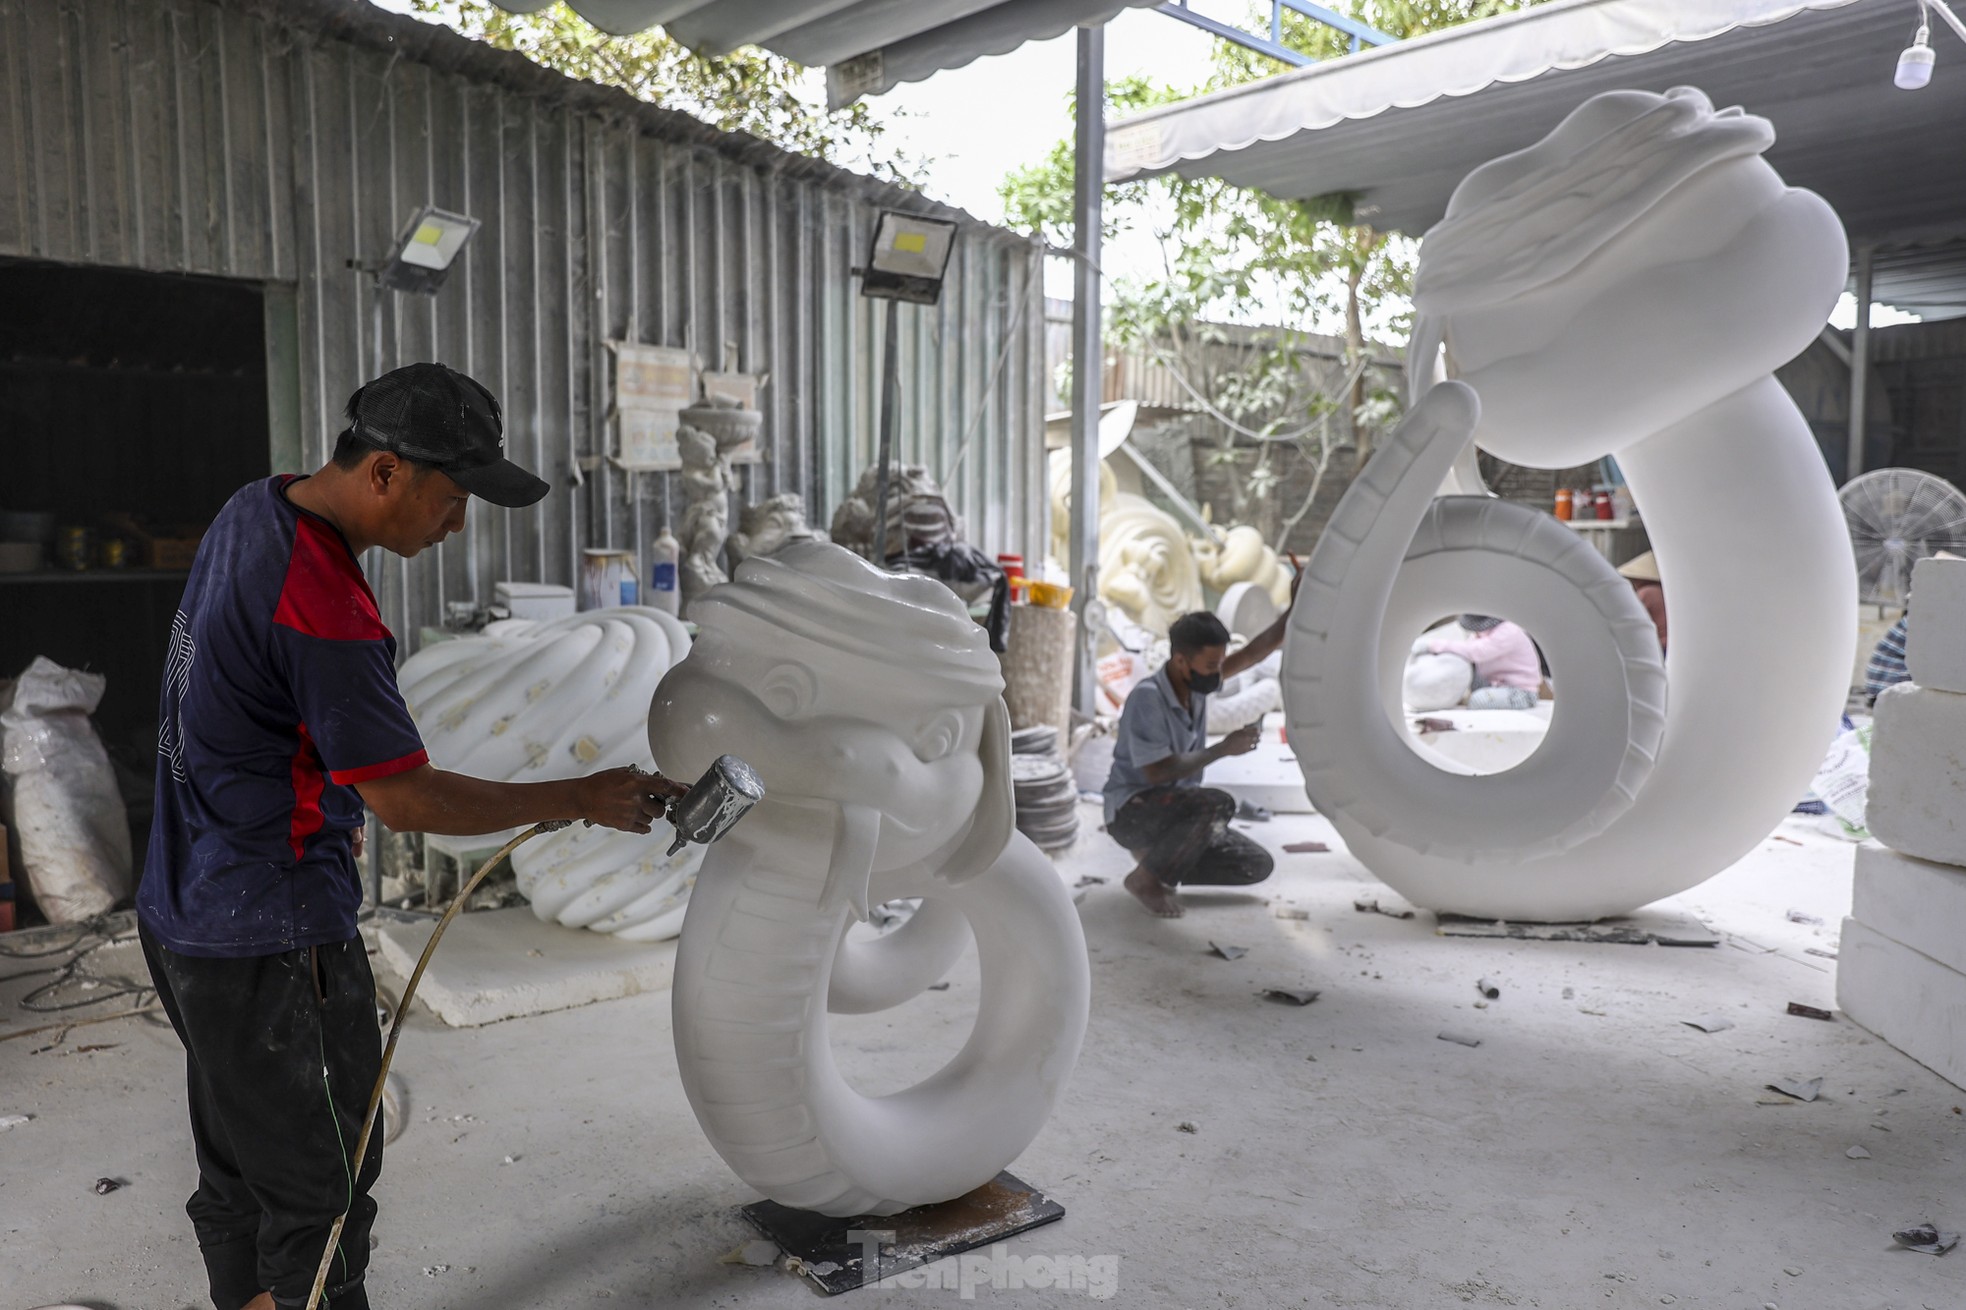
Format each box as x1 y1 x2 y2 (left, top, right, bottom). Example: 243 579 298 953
241 1294 275 1310
1124 867 1184 918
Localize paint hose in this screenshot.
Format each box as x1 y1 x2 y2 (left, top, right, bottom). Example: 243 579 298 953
302 821 564 1310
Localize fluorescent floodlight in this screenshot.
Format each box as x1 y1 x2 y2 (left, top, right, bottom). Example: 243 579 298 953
859 211 959 305
378 206 480 293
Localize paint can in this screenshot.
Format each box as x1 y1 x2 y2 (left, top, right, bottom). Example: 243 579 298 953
578 548 638 610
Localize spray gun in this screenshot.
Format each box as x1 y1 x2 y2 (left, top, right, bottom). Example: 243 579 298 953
546 755 764 853
662 754 765 855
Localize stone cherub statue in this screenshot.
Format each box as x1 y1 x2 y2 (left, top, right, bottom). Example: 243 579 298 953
728 493 823 565
675 398 762 615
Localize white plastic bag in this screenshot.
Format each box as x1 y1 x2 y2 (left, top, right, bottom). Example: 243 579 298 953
1 657 132 922
1404 652 1475 713
1809 722 1872 840
1207 677 1282 733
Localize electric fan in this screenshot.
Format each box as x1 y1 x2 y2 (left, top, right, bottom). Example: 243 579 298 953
1839 468 1966 607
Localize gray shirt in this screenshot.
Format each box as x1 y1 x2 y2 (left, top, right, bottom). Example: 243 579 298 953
1103 666 1207 823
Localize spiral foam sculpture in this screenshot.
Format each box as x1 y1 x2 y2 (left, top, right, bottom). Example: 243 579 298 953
396 607 701 940
1282 87 1857 921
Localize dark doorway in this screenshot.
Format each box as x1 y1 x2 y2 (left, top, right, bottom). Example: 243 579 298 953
0 258 271 881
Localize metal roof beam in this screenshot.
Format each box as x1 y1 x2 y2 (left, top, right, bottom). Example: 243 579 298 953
1155 3 1311 66
1280 1 1395 50
1153 0 1394 70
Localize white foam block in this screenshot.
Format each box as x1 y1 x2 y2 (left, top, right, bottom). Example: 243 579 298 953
1852 842 1966 976
1206 719 1315 814
1409 706 1552 775
1836 918 1966 1091
1908 556 1966 694
1865 683 1966 866
375 907 675 1028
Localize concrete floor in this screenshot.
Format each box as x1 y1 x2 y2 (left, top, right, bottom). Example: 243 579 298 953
7 807 1966 1309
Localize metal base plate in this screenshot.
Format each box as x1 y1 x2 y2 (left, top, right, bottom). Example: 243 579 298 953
740 1171 1065 1295
1435 908 1719 947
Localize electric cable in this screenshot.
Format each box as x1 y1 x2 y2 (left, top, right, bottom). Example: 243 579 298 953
0 917 155 1014
301 821 561 1310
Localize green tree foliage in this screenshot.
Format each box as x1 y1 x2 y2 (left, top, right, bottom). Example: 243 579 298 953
404 1 919 183
1000 0 1545 499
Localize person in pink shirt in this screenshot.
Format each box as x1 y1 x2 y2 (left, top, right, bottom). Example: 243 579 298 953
1426 614 1543 691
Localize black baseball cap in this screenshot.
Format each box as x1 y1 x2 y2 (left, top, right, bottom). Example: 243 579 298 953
344 363 550 508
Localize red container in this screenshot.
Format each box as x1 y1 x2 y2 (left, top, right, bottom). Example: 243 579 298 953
1593 491 1614 520
996 553 1025 580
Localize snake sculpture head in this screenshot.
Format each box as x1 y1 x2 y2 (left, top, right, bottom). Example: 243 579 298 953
649 540 1090 1216
1283 87 1858 922
1410 86 1847 458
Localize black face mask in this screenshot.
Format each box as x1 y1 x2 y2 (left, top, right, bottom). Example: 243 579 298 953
1187 669 1223 695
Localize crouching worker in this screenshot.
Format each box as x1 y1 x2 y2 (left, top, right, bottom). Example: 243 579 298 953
136 364 684 1310
1104 609 1292 918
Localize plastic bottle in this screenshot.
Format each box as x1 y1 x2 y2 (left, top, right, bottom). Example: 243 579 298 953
649 528 681 616
1554 488 1573 521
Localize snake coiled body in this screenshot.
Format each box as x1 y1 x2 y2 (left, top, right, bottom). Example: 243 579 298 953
1282 88 1858 921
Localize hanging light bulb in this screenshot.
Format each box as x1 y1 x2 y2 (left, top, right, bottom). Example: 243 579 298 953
1897 17 1935 88
1897 0 1966 88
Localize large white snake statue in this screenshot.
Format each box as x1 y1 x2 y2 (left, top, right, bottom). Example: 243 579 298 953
1282 87 1857 922
649 541 1091 1216
396 607 702 941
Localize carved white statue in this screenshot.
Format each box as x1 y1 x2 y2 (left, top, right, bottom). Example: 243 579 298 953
1193 524 1293 608
1047 448 1202 636
676 401 760 614
829 462 962 561
397 608 702 940
1281 87 1857 921
649 541 1091 1216
728 492 823 565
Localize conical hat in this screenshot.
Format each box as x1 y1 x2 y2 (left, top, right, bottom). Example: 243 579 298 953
1617 550 1660 583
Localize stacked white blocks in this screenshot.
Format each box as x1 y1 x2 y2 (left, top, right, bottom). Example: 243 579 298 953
1838 556 1966 1088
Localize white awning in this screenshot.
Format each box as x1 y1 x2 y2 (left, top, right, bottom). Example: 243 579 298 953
1100 0 1966 317
497 0 1161 106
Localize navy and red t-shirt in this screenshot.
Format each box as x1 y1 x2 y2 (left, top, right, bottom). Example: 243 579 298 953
137 476 428 957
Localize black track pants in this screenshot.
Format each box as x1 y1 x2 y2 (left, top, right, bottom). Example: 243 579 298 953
1108 785 1275 888
140 921 382 1310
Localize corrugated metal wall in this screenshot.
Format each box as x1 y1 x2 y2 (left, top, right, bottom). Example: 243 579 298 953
0 0 1046 645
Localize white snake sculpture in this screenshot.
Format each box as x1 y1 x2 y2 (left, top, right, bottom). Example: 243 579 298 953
649 541 1090 1216
1282 87 1857 922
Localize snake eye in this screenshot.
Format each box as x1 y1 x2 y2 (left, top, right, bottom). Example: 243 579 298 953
759 663 818 720
913 711 963 763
